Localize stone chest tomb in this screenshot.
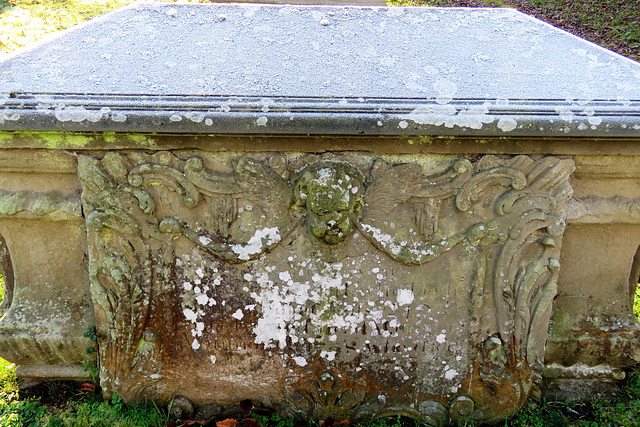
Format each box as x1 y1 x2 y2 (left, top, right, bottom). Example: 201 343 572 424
0 3 639 424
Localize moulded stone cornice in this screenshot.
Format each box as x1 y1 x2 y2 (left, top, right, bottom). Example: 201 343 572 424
0 94 639 136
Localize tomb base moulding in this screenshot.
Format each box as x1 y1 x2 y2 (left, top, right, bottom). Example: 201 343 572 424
0 3 639 424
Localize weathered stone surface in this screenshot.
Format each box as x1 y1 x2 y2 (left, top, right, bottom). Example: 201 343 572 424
0 136 637 420
543 154 640 400
0 150 96 378
0 2 639 424
76 150 573 422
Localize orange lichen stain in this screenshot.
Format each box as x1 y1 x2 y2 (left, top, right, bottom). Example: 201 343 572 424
459 340 534 422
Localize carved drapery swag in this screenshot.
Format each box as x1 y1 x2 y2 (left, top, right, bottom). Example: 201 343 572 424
78 152 573 421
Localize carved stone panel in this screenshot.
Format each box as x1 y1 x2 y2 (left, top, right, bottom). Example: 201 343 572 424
77 151 574 422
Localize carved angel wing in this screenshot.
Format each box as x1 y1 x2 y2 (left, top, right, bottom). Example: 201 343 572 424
361 160 423 223
233 157 293 228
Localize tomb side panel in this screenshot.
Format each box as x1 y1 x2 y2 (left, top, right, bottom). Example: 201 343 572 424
77 148 573 422
0 149 95 377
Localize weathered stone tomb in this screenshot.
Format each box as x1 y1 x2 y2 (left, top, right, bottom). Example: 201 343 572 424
0 3 639 424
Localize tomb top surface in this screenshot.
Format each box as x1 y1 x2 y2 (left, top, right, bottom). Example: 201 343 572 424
0 2 639 136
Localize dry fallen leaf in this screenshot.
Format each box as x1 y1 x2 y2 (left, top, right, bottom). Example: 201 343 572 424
319 418 350 427
243 418 263 427
79 383 96 393
217 419 241 427
240 399 253 414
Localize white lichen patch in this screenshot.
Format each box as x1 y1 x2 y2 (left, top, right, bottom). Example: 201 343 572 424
55 106 104 123
444 369 458 380
231 227 281 260
587 116 602 126
320 350 337 361
401 103 494 130
433 79 458 104
183 308 197 322
360 223 442 259
360 223 403 255
239 252 467 393
111 113 127 122
315 167 334 185
179 251 226 353
555 107 575 122
192 228 471 394
397 289 415 306
497 117 518 132
246 258 387 352
186 112 205 123
0 112 20 123
293 356 308 367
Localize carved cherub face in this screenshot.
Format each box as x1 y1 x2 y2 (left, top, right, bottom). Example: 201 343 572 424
292 162 363 244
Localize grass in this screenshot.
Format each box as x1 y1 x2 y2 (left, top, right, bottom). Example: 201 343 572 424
520 0 639 61
0 276 170 426
387 0 640 62
0 367 171 426
0 0 220 57
0 0 133 55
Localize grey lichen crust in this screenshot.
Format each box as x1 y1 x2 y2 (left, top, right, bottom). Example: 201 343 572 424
1 3 639 136
77 150 574 422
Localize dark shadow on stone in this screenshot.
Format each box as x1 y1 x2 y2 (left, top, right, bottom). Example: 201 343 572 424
628 244 640 309
0 232 14 315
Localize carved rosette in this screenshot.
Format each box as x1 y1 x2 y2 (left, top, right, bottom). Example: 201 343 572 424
77 151 573 421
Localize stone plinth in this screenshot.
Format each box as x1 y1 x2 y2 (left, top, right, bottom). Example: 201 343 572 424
0 3 639 424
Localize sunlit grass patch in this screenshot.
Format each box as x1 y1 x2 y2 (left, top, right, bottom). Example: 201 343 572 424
2 0 232 55
0 0 134 55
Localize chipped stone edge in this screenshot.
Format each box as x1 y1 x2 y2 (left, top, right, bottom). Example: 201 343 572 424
0 189 82 220
15 364 92 382
0 95 638 137
567 196 640 224
541 363 625 380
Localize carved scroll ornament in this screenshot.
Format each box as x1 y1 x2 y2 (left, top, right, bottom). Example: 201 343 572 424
78 151 574 421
